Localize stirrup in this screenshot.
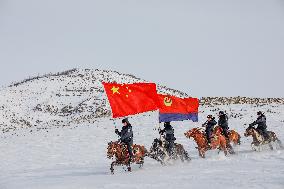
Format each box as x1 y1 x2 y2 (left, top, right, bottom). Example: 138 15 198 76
207 143 211 150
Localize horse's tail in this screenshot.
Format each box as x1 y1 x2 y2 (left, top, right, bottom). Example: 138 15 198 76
143 147 149 157
272 133 284 149
277 139 284 149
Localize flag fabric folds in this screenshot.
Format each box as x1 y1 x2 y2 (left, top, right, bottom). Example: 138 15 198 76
102 82 159 118
158 94 199 122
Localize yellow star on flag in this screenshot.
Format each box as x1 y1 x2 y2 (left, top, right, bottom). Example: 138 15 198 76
111 86 120 94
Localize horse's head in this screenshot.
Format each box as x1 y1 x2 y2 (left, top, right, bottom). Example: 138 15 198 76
184 128 201 139
244 126 255 137
150 138 163 153
107 141 119 159
214 126 223 135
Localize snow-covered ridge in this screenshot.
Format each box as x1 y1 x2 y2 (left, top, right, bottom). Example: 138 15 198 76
200 97 284 106
1 68 283 134
0 69 188 133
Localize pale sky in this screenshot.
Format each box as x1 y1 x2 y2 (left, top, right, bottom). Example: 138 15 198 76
0 0 283 97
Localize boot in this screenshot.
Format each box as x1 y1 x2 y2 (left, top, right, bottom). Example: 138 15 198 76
207 142 211 150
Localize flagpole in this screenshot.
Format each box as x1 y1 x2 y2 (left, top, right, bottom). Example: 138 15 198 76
158 122 162 140
111 118 117 129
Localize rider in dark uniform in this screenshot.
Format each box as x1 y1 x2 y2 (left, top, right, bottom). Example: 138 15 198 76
249 111 269 141
218 111 229 139
159 122 176 156
115 118 134 160
218 111 234 153
202 115 217 145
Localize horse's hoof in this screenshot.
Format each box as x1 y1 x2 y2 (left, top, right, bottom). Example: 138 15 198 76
127 167 132 172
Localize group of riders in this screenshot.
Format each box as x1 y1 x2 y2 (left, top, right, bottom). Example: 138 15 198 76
114 110 269 162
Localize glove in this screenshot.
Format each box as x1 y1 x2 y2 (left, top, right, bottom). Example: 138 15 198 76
115 129 119 134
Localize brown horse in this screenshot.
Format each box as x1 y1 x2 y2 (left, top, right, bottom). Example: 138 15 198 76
228 130 241 146
244 126 283 151
107 141 147 174
213 126 237 154
213 126 241 146
184 128 228 158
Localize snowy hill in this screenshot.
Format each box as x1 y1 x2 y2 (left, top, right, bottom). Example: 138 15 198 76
1 68 283 134
0 69 188 133
0 69 284 189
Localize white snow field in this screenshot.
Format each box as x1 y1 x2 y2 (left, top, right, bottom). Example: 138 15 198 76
1 104 284 189
0 69 283 189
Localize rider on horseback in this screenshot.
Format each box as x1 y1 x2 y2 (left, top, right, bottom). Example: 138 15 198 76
159 122 176 156
218 111 229 139
202 115 217 146
249 111 269 141
115 118 134 161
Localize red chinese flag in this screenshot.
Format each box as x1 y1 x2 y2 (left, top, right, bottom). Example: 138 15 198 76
103 82 159 118
157 94 188 114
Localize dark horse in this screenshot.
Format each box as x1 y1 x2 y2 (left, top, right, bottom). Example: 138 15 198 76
147 138 191 164
244 126 283 151
107 141 147 174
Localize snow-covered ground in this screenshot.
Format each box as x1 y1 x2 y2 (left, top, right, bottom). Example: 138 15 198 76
1 104 283 189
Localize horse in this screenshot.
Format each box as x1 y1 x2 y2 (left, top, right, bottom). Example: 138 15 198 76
184 127 228 158
148 137 191 164
212 126 241 146
107 141 147 174
228 129 241 146
213 126 240 154
244 126 283 151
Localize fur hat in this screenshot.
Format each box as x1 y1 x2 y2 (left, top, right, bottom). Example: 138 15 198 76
122 118 130 125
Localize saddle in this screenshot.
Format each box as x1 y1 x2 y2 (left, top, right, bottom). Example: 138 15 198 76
256 129 270 141
118 143 133 158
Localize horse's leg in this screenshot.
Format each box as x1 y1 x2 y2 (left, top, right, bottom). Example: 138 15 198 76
237 135 241 145
200 149 206 158
179 150 184 162
139 163 143 168
139 157 144 168
221 143 228 156
251 143 257 151
183 150 191 162
227 143 235 154
127 160 132 172
268 143 273 150
276 139 283 149
217 148 221 154
198 149 203 158
148 152 165 165
110 161 118 174
176 147 184 162
223 147 228 156
232 140 237 147
258 144 261 152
